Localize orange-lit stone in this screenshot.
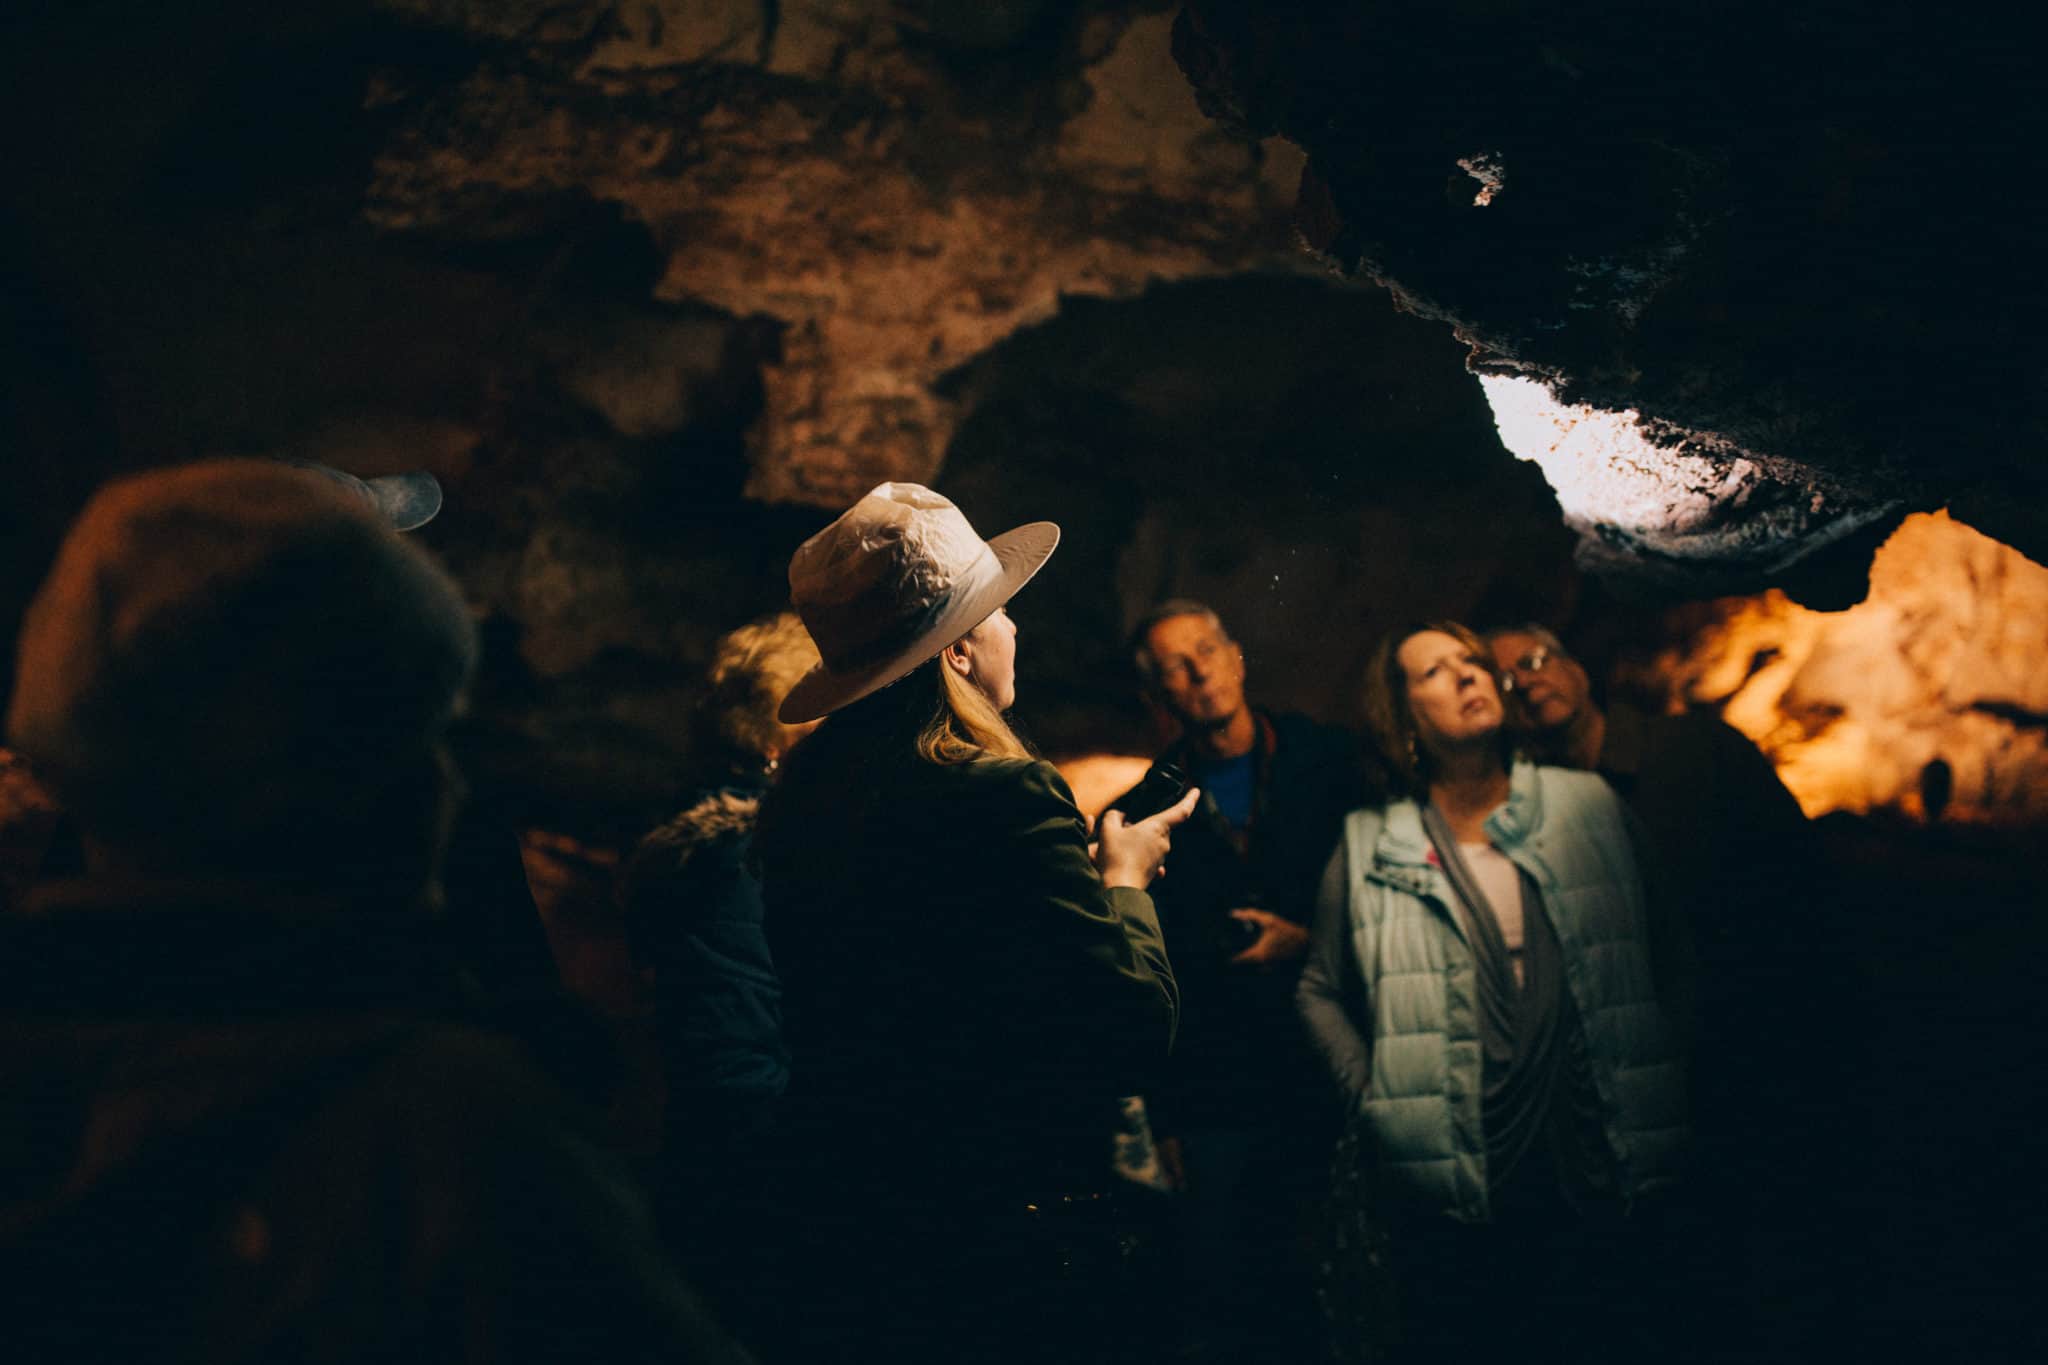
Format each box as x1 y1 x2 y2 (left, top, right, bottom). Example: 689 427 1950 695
1641 512 2048 824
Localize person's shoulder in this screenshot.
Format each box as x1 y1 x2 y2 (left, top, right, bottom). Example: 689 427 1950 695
908 758 1085 835
621 790 760 902
944 755 1077 804
1269 709 1353 748
1523 766 1639 860
1637 705 1780 778
634 790 760 860
1530 760 1624 811
1530 759 1608 788
1269 710 1369 792
1636 702 1729 747
1616 700 1733 758
1339 798 1398 838
1678 707 1767 762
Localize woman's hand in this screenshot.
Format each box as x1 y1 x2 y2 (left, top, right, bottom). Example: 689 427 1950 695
1093 787 1201 889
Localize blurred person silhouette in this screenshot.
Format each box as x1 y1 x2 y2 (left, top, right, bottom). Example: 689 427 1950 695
617 610 819 1333
303 465 568 1045
0 463 484 919
755 482 1191 1364
1300 622 1690 1365
5 458 571 1047
1489 623 1850 1359
0 460 749 1365
1116 599 1364 1363
0 457 585 1088
0 744 81 908
1486 623 1807 883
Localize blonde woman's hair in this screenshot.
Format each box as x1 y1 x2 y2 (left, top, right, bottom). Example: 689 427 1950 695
919 654 1032 764
770 619 1034 779
701 612 821 763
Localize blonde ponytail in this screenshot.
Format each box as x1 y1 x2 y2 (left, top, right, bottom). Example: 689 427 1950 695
917 657 1033 764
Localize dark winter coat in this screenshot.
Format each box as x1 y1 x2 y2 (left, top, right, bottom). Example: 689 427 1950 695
0 881 749 1365
1136 710 1365 1134
623 781 788 1136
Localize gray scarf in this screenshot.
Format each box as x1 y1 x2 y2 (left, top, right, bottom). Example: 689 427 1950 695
1421 804 1614 1199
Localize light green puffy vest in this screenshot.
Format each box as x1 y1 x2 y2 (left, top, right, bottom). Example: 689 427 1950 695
1340 762 1688 1221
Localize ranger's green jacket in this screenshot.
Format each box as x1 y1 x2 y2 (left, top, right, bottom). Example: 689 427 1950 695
761 752 1180 1204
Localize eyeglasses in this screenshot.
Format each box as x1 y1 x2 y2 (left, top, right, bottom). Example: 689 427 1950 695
1497 646 1551 693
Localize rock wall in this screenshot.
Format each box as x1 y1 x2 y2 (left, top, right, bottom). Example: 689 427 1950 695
1631 512 2048 825
0 0 1311 828
367 0 1307 502
5 1 2043 833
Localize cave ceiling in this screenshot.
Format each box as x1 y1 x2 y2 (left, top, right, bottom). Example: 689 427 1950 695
1173 0 2048 594
4 1 2043 822
6 0 2021 605
1 1 1307 493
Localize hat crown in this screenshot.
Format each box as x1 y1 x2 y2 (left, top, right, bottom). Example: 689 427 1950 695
789 483 1002 672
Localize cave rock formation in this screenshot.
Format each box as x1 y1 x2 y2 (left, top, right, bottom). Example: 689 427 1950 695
1173 0 2047 594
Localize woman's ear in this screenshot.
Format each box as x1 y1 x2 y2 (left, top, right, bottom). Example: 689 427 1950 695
942 638 974 680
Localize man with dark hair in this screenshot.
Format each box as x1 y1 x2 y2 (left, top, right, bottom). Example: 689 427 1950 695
1 460 748 1365
1121 599 1364 1364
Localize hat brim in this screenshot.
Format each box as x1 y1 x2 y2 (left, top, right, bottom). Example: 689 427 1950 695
778 520 1060 725
287 462 443 532
367 472 444 532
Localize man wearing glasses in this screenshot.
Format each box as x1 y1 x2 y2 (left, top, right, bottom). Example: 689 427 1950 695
1486 627 1604 769
1486 622 1805 840
1486 622 1848 1362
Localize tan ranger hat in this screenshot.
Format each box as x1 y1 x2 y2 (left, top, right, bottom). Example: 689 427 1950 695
779 483 1058 724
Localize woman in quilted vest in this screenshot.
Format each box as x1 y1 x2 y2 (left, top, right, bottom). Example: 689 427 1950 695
1298 621 1690 1364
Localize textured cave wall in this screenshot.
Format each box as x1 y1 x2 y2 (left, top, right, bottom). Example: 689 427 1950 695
1627 512 2048 826
2 0 1554 833
1172 0 2048 596
362 0 1310 504
5 0 2041 840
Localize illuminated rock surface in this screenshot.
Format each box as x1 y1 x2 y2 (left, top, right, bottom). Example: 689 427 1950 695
367 0 1306 503
1637 512 2048 825
1478 374 1900 596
